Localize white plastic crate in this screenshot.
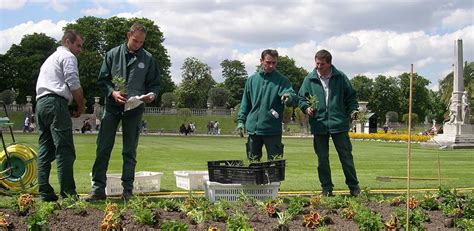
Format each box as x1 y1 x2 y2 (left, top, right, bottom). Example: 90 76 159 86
173 170 208 190
91 171 163 195
203 180 280 202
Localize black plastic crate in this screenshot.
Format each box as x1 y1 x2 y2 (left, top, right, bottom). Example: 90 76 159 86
207 159 285 184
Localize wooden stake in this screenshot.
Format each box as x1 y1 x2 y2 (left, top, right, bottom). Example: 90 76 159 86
406 64 414 230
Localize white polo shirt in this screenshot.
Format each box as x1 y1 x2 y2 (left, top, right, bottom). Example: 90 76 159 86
36 46 81 103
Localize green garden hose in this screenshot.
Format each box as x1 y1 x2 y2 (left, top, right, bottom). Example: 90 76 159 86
0 144 38 194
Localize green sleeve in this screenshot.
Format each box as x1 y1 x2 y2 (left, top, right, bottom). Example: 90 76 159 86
298 77 310 113
145 57 160 97
236 80 250 123
97 53 115 98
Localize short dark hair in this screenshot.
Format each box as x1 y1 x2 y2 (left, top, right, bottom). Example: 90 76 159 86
61 30 82 44
261 49 278 59
129 23 147 34
315 49 332 63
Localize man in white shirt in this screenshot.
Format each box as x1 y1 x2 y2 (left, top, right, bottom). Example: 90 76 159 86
35 30 85 202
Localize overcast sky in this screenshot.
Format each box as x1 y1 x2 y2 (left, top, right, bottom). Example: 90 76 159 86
0 0 473 90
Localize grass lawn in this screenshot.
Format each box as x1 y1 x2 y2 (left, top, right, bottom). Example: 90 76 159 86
2 133 473 194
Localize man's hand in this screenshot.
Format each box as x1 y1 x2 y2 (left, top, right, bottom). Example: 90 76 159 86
141 93 155 103
305 107 315 117
281 93 290 103
72 104 86 118
351 111 359 120
236 122 245 137
112 91 127 105
237 122 245 130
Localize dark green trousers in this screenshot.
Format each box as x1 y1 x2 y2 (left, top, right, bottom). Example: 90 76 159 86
246 134 284 161
36 94 77 200
313 132 359 192
91 106 143 195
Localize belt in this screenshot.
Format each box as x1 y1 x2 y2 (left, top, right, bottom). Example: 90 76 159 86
37 93 67 101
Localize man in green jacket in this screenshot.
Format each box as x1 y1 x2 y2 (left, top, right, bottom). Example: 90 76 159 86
236 49 296 161
85 23 160 201
298 49 360 196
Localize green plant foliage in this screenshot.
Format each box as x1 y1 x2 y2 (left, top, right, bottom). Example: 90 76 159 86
160 220 188 231
286 196 309 215
226 211 253 231
154 198 180 212
27 202 58 230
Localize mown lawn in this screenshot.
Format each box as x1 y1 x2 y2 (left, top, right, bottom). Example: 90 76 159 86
2 133 473 193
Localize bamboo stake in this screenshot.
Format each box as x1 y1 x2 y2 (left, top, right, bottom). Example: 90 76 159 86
406 64 414 230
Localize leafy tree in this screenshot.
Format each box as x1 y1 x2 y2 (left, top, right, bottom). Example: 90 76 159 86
426 90 446 123
276 56 307 92
402 113 419 126
64 16 175 108
351 75 373 101
0 33 57 103
399 73 431 122
208 87 230 108
438 61 473 107
161 92 177 107
370 75 401 124
221 59 247 108
176 57 216 108
0 89 17 104
385 111 399 123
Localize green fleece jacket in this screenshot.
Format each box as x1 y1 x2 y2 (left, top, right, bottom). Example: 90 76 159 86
98 43 160 113
237 68 296 135
298 65 358 134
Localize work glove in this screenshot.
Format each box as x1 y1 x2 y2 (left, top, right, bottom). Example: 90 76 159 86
281 93 293 105
236 122 245 137
351 110 359 120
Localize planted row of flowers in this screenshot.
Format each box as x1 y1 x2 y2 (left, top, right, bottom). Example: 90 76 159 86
0 187 472 230
349 132 432 142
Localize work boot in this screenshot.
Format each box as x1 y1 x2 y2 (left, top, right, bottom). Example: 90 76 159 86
350 187 361 197
321 190 334 197
40 194 59 202
83 193 106 202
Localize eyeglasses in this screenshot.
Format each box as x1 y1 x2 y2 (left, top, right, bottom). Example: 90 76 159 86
265 61 277 65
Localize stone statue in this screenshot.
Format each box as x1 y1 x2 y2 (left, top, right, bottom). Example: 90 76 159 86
462 91 470 124
447 96 457 124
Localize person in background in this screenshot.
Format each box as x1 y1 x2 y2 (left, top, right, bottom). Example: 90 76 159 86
35 30 85 202
236 49 296 161
23 115 30 133
85 23 160 201
298 49 360 197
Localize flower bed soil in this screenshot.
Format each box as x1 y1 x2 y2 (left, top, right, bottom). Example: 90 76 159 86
0 195 466 230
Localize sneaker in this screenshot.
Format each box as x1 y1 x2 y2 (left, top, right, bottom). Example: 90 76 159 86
83 193 106 202
321 191 334 197
350 188 361 197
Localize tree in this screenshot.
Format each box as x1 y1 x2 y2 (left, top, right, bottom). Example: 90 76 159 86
176 57 216 108
0 33 57 103
399 72 431 122
276 56 307 92
351 75 373 101
438 61 473 115
426 90 446 123
0 89 17 104
161 92 177 107
370 75 401 124
221 59 247 108
402 113 419 126
208 87 230 108
64 16 175 108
